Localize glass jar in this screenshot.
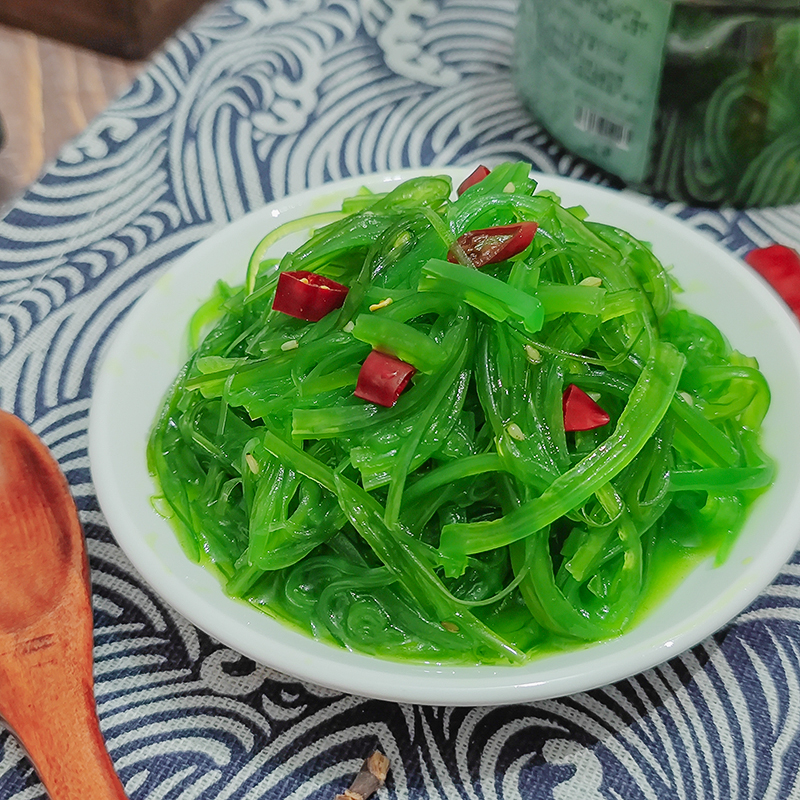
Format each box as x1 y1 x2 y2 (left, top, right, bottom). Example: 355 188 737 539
513 0 800 208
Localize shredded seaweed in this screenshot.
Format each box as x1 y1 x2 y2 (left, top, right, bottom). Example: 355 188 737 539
148 163 774 665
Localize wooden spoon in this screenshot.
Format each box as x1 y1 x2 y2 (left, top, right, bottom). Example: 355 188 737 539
0 409 127 799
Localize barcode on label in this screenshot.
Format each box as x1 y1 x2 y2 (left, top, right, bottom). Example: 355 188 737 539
574 107 631 150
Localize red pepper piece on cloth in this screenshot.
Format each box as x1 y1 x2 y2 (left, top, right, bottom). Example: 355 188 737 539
272 270 349 321
563 384 610 432
448 221 538 268
744 244 800 321
456 165 491 196
355 350 416 407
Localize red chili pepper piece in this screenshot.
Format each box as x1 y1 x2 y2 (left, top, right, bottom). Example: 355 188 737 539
457 165 491 196
447 221 538 268
563 384 610 432
272 270 349 322
354 350 416 408
744 244 800 321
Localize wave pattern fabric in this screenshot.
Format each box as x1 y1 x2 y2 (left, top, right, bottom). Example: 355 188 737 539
1 0 800 797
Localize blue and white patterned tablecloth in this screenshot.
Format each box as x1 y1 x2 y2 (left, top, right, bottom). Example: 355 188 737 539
3 1 800 797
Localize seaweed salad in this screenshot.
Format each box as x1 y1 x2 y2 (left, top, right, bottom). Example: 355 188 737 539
148 162 773 665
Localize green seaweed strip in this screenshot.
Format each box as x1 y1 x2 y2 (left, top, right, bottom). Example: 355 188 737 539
439 341 686 572
260 430 524 662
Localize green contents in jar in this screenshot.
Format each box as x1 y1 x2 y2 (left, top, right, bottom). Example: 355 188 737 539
148 163 774 666
649 3 800 206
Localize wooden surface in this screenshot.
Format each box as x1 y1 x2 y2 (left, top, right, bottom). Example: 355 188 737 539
0 23 142 208
0 0 209 59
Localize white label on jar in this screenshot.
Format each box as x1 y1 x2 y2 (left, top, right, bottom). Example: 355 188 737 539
514 0 673 183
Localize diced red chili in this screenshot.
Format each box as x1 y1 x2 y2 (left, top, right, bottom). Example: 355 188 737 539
272 270 349 322
457 165 491 196
447 221 538 268
355 350 416 407
563 385 610 432
744 244 800 321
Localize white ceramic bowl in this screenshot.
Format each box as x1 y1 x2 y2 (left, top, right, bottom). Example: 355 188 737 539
89 169 800 706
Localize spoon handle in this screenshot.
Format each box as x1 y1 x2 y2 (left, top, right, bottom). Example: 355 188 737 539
0 589 127 799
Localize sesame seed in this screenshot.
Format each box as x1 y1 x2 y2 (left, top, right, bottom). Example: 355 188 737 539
579 276 603 287
281 339 299 351
343 321 355 333
245 453 259 474
524 344 542 364
369 297 393 312
680 391 694 406
503 182 515 193
441 621 459 632
506 422 526 441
